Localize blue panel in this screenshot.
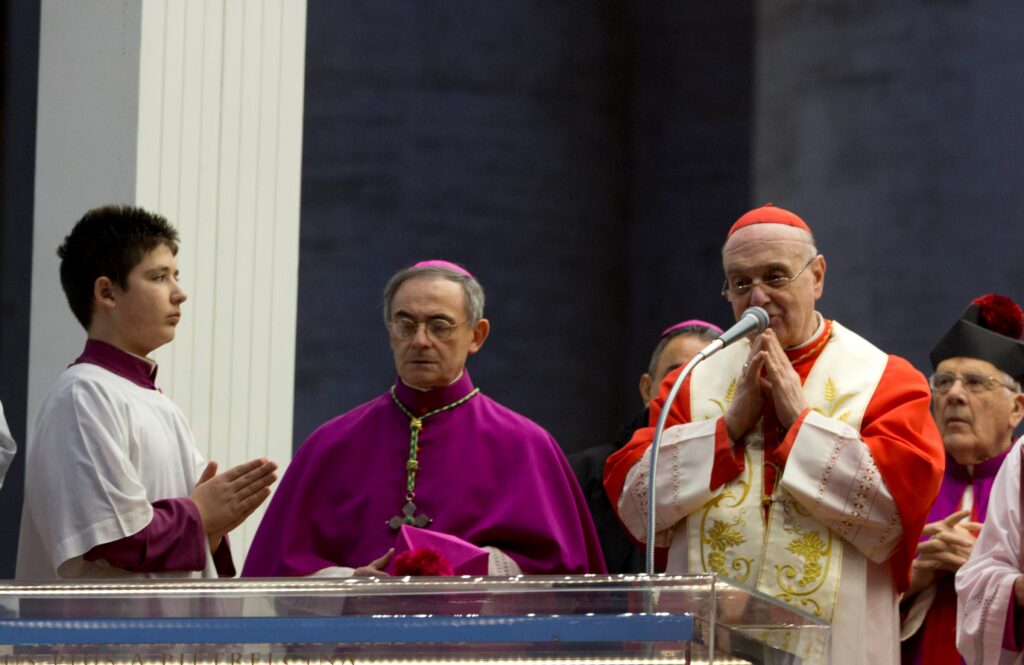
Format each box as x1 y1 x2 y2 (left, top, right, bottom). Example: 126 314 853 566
0 614 695 646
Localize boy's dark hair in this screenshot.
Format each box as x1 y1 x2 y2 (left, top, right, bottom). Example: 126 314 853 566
58 205 180 329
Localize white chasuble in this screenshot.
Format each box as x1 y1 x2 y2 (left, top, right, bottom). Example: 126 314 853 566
685 322 888 623
618 321 912 664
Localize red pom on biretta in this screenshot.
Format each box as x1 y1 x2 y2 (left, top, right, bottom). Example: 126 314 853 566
393 547 455 576
931 293 1024 382
973 294 1024 340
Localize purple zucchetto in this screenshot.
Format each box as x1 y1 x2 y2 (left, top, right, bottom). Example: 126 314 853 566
412 260 474 279
660 319 723 339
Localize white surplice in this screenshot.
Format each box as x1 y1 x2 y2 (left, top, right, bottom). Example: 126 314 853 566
16 363 216 579
956 436 1024 665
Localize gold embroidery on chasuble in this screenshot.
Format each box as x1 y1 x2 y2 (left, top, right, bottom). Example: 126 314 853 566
685 322 888 623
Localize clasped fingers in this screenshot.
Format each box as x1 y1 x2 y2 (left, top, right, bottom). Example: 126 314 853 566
725 351 767 441
225 457 278 482
191 457 279 536
228 459 278 493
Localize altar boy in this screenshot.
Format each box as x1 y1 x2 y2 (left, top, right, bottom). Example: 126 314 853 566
17 205 277 579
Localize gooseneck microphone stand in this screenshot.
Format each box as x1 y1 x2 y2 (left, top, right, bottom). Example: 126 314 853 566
644 352 706 575
644 306 769 574
641 306 768 659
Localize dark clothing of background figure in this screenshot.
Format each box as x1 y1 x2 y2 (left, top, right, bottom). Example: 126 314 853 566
568 409 648 574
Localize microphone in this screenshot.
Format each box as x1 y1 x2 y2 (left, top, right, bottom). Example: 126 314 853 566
643 305 769 575
696 306 770 361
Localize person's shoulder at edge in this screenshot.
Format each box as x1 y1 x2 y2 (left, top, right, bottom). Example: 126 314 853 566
870 352 934 400
834 321 926 376
884 352 931 382
828 322 932 395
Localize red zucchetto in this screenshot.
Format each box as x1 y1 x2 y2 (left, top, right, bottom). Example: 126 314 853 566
727 203 812 237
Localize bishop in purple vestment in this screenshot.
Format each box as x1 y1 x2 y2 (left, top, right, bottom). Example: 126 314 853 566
243 261 606 577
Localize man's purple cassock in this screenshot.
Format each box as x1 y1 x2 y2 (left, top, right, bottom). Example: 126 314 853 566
927 450 1007 527
243 370 606 576
901 449 1010 665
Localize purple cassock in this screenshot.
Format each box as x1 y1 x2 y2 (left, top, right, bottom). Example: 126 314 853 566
927 449 1009 526
243 370 606 576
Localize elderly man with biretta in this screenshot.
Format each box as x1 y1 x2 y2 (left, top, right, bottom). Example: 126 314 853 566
605 204 945 665
901 295 1024 664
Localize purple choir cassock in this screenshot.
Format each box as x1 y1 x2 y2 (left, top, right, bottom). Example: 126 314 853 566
243 370 606 576
928 451 1007 535
901 449 1010 665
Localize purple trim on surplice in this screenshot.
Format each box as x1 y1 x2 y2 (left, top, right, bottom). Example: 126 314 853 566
211 535 235 577
74 339 158 390
83 497 234 575
1004 600 1021 651
925 449 1011 528
242 369 606 577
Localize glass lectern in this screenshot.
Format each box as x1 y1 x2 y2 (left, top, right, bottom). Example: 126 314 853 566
0 574 830 664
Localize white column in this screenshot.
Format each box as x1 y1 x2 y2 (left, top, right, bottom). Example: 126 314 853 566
29 0 307 569
29 0 144 445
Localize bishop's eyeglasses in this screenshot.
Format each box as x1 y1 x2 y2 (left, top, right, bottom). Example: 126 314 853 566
389 317 465 342
721 255 819 302
928 371 1018 395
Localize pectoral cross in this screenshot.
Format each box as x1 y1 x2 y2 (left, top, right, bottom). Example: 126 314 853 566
388 499 432 530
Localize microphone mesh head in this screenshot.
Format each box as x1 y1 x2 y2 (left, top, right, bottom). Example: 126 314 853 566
745 306 770 332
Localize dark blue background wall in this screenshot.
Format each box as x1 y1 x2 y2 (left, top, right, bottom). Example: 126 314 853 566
293 2 755 453
754 1 1024 372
